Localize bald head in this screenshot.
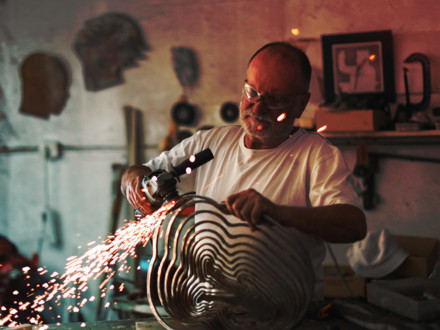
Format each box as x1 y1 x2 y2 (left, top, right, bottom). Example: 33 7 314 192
248 42 311 92
240 43 311 149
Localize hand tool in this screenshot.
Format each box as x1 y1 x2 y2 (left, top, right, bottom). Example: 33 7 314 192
141 148 214 207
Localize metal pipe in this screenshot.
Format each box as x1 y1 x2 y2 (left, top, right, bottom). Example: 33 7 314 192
0 144 158 154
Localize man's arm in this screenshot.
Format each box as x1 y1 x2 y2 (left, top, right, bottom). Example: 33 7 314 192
226 188 366 243
120 165 156 216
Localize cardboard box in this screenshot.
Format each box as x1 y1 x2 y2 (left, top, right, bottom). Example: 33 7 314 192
324 265 366 298
315 108 388 132
367 277 440 321
392 235 439 277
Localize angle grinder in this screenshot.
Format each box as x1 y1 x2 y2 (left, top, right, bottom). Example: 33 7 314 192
140 148 214 210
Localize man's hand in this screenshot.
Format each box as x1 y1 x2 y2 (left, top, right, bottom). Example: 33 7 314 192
121 165 157 216
225 188 366 243
225 188 274 231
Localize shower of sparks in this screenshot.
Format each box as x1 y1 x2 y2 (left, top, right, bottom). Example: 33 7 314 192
0 201 175 328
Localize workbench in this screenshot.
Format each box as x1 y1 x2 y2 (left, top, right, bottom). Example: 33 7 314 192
3 297 440 329
1 317 364 330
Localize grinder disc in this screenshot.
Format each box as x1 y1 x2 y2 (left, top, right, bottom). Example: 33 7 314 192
220 101 239 123
171 101 198 126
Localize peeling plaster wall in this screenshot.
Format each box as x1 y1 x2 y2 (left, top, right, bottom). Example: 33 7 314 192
0 0 287 321
0 0 440 321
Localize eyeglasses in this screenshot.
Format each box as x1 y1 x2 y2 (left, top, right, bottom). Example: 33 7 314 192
242 81 304 110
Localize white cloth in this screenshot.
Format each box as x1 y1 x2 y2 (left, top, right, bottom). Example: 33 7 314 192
145 126 360 300
347 228 408 278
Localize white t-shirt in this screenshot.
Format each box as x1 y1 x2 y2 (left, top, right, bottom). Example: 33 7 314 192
145 126 360 300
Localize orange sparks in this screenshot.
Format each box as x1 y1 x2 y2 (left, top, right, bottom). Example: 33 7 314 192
369 54 376 61
0 201 176 327
277 113 286 122
257 124 263 131
291 28 300 36
317 125 327 133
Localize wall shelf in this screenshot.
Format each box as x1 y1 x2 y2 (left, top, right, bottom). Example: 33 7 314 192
321 130 440 145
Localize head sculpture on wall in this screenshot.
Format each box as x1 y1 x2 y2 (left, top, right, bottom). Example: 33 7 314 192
171 46 200 89
19 52 70 119
73 12 150 91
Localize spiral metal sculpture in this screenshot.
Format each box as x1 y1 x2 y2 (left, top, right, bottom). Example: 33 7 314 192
147 194 314 329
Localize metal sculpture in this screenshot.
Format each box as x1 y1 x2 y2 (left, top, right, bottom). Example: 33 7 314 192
147 194 314 329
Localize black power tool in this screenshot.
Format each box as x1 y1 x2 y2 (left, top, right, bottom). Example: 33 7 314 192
141 148 214 207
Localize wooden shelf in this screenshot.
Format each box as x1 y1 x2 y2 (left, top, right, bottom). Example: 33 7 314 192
321 130 440 145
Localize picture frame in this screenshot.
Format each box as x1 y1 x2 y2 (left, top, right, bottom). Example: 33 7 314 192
321 30 395 108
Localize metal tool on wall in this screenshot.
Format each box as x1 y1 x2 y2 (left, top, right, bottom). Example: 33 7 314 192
353 143 377 210
219 101 239 123
170 98 200 128
167 46 201 146
37 141 63 257
97 105 147 320
394 53 431 126
124 105 145 166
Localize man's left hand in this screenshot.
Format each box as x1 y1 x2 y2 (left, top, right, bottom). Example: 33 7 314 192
225 188 274 231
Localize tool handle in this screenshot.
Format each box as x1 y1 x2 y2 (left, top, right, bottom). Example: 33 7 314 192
172 148 214 178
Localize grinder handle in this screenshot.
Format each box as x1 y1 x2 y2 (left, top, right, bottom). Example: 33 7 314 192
172 148 214 178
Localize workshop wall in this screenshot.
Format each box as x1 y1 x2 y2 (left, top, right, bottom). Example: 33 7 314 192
286 0 440 265
1 0 439 321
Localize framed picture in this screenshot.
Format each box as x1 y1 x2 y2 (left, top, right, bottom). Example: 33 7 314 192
321 30 395 107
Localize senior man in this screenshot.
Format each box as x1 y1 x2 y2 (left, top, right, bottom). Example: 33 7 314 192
121 41 366 301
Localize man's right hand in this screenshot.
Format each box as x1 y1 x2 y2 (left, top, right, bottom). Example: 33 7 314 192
121 165 157 216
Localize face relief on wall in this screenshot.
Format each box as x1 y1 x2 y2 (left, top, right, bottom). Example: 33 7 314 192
19 52 70 120
72 12 150 92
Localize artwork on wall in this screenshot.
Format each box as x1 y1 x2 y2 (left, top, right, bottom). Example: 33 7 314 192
169 47 201 133
73 12 150 92
19 52 70 119
321 30 395 109
171 100 199 127
219 101 239 123
171 47 200 90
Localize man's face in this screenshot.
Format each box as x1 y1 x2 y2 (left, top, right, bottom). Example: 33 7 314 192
240 50 309 149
